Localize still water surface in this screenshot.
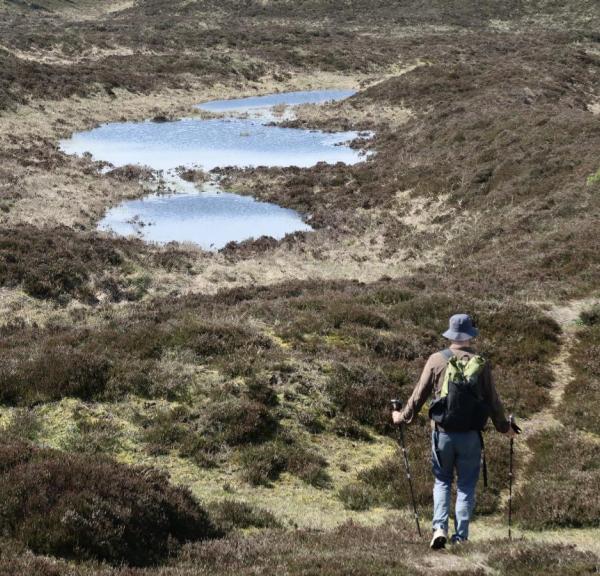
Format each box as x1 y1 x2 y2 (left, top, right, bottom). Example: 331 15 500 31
60 89 365 249
197 89 356 117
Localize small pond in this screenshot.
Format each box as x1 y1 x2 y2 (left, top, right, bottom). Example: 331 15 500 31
196 88 356 117
60 89 367 249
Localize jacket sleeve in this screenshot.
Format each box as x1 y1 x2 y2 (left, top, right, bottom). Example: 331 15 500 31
482 364 510 433
398 356 435 424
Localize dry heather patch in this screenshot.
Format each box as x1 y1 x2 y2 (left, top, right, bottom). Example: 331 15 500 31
354 34 600 299
0 225 197 303
206 499 282 532
478 541 599 576
0 523 598 575
282 96 413 132
0 306 277 405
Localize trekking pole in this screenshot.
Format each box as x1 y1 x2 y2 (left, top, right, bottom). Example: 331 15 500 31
390 399 422 538
508 432 514 540
507 414 521 540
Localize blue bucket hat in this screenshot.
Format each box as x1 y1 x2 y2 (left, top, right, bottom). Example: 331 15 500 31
442 313 479 341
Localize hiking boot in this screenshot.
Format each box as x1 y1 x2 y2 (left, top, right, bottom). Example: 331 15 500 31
450 534 468 545
430 528 447 550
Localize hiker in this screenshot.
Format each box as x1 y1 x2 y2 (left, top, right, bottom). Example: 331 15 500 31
391 313 517 549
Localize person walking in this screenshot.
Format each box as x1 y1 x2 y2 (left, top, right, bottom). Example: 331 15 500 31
392 313 517 549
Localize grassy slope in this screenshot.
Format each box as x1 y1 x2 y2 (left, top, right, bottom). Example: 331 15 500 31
0 0 599 573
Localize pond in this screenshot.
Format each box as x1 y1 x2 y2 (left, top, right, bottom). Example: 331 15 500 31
60 89 366 249
196 88 356 118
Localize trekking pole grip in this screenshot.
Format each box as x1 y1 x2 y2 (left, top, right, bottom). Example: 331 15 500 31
390 399 403 413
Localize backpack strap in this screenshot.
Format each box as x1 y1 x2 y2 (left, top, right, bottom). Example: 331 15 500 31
439 349 455 398
440 348 454 362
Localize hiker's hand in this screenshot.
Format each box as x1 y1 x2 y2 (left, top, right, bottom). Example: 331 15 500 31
392 411 404 425
505 416 521 438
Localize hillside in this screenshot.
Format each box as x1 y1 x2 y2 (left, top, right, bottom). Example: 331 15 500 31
0 0 599 574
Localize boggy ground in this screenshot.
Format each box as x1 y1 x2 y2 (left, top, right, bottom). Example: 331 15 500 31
1 0 600 574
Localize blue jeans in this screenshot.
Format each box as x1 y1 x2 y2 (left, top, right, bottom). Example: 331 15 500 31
431 430 481 541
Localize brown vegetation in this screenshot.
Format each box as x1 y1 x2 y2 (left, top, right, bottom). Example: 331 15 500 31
0 279 558 519
0 280 559 412
206 500 282 533
0 303 275 404
0 524 597 576
485 541 599 576
0 225 195 302
237 439 331 487
219 34 600 299
0 439 218 566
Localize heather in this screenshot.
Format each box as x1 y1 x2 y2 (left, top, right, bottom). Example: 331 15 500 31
0 440 218 566
0 225 193 303
0 282 558 423
0 527 597 576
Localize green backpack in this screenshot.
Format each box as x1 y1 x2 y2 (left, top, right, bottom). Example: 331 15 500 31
428 349 491 432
